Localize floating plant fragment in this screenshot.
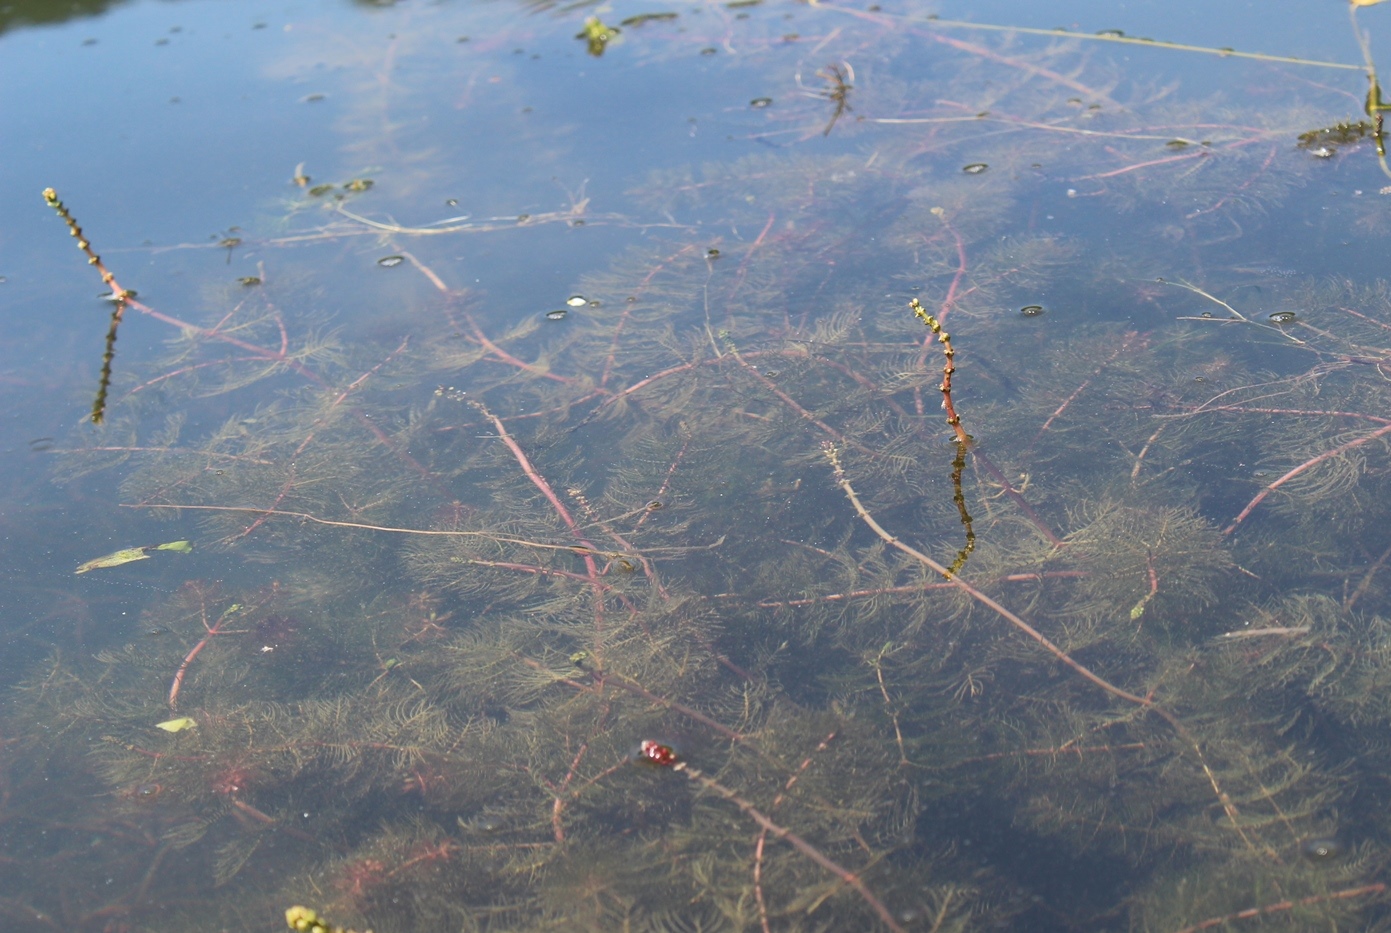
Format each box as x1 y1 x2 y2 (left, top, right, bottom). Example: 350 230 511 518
155 717 197 733
75 540 192 574
577 16 620 56
620 12 678 26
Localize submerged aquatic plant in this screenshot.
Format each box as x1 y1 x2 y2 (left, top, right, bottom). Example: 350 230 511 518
16 3 1391 932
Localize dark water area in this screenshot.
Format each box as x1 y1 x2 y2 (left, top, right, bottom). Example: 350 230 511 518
5 0 1391 930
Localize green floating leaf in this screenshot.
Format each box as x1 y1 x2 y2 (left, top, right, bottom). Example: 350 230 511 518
75 540 192 573
75 547 152 574
156 717 197 733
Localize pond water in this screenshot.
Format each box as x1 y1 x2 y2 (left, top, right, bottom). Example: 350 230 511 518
5 0 1391 930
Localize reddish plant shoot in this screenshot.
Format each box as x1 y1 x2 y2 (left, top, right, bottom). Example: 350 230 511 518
636 739 679 767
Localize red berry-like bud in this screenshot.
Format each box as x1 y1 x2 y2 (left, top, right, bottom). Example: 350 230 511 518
638 739 679 767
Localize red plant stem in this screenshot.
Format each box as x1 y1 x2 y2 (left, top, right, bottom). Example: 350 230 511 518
589 349 782 418
600 244 703 387
228 796 316 844
753 826 772 933
1174 404 1391 424
1187 144 1277 219
551 743 588 843
826 445 1259 852
925 30 1117 105
956 742 1147 765
673 760 905 933
132 296 308 371
558 755 633 803
236 338 410 539
730 212 778 301
463 311 582 386
131 292 439 493
930 213 968 329
816 352 1062 545
1028 333 1138 450
456 558 605 585
1075 132 1276 186
1078 150 1208 180
168 606 242 710
60 445 274 465
474 404 601 561
1223 421 1391 534
120 504 608 557
828 445 1148 706
753 731 838 930
597 669 748 743
475 403 611 663
1167 883 1386 933
385 841 461 879
633 435 690 533
752 572 1086 608
121 356 270 402
729 350 878 456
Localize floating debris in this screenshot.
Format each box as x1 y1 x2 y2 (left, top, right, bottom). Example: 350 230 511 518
963 163 988 174
1268 310 1298 324
1301 837 1346 862
577 16 620 56
238 276 262 287
566 295 588 307
343 178 374 192
620 12 678 27
377 255 405 268
707 248 721 258
546 309 569 321
155 717 197 733
75 540 192 575
1297 121 1374 155
1020 304 1045 317
750 97 773 109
